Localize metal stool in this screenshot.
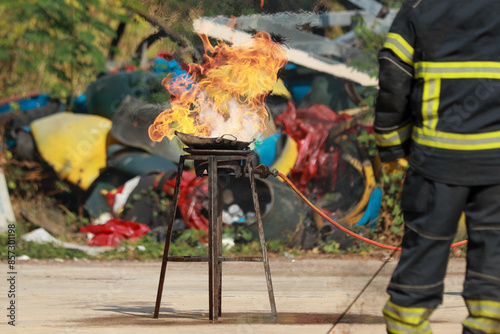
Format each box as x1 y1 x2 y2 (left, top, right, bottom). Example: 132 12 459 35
153 150 277 321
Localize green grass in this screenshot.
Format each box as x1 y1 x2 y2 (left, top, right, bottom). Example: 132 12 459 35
0 233 90 260
0 228 296 261
0 225 468 261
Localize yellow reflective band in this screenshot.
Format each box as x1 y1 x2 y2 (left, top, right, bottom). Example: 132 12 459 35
383 301 433 333
415 61 500 79
422 78 441 130
375 123 412 147
386 318 432 334
412 127 500 150
386 322 432 334
384 33 414 66
466 300 500 319
383 300 434 325
463 317 500 334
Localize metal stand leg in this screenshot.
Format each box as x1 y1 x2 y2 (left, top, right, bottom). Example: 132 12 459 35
217 180 223 317
208 156 219 321
154 157 185 318
247 158 277 318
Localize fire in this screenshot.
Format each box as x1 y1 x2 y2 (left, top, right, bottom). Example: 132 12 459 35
148 31 288 142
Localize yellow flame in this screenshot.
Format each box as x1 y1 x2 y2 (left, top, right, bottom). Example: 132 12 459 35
148 31 288 142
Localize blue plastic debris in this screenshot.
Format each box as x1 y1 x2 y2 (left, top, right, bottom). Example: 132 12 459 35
153 57 184 77
356 187 382 228
74 93 87 114
253 133 280 167
153 57 194 93
0 94 50 113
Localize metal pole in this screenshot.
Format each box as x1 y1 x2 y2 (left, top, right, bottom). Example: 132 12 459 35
154 156 185 318
247 157 277 318
217 178 223 317
208 155 218 321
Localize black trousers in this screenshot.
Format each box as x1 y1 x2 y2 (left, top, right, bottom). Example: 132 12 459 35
384 168 500 333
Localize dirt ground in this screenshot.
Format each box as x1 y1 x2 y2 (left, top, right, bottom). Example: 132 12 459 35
1 257 468 333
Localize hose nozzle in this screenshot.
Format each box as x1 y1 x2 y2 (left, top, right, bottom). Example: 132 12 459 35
253 164 279 178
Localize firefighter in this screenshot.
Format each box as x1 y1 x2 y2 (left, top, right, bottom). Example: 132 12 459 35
374 0 500 333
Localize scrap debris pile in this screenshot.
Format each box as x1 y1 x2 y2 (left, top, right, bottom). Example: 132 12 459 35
1 3 394 250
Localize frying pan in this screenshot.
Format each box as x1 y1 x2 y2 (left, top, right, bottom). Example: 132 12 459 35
175 131 253 150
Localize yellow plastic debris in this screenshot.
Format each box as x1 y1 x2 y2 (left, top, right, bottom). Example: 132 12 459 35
341 161 376 225
270 134 298 180
31 112 112 190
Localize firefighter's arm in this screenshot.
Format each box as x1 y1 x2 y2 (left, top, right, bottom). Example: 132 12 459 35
374 0 417 178
374 49 414 163
374 0 416 163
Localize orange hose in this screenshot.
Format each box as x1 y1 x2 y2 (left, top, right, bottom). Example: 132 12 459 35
277 172 468 251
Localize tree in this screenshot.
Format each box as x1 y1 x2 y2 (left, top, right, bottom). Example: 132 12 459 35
0 0 142 100
347 0 404 107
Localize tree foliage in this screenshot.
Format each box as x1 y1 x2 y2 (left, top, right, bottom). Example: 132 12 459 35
347 0 404 107
136 0 324 48
1 0 325 99
0 0 143 99
0 0 401 101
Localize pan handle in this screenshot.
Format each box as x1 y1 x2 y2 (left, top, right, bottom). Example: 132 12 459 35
216 133 238 144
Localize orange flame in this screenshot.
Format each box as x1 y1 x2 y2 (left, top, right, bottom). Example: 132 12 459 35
148 31 288 142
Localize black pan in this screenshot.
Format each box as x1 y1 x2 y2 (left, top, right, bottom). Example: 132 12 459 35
175 131 253 150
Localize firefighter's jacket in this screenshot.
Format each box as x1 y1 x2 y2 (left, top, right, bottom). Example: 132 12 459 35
374 0 500 185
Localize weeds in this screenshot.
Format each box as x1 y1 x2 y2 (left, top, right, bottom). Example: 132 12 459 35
0 225 301 261
377 163 407 245
320 241 343 254
0 233 89 260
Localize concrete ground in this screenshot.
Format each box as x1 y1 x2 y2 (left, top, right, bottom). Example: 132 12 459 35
2 256 467 333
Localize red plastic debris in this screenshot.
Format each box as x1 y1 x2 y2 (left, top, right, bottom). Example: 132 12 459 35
80 218 151 247
155 51 174 61
275 102 352 198
155 171 209 233
123 64 137 72
101 184 124 210
86 233 126 247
